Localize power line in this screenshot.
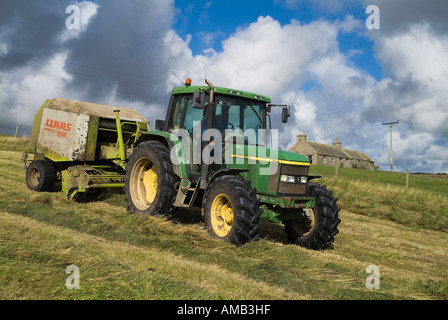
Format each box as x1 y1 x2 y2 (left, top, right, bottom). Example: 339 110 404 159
382 120 399 172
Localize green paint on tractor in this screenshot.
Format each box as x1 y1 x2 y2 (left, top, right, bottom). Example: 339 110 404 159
23 79 340 249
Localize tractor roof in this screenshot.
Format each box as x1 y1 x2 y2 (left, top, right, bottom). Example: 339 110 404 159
172 85 271 103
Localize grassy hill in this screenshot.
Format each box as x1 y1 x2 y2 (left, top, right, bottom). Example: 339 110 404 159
0 136 447 300
309 165 448 233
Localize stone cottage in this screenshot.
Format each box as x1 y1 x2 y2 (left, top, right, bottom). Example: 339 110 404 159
290 132 375 170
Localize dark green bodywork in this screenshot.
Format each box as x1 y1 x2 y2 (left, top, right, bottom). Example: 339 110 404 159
141 131 313 224
134 84 315 224
172 86 271 103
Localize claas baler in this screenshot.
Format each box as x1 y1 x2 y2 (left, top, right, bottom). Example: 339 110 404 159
22 98 149 201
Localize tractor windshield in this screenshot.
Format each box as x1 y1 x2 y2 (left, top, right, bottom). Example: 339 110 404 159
168 93 267 147
214 95 267 147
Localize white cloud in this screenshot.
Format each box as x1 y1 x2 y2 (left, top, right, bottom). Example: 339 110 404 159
0 42 7 56
166 16 340 97
364 23 448 135
209 17 339 96
377 23 448 86
59 1 99 42
377 131 448 173
1 1 446 173
283 91 320 145
308 54 375 106
357 20 448 172
196 30 226 48
1 52 72 128
164 15 382 158
336 15 363 34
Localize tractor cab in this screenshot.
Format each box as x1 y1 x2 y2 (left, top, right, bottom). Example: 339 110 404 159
155 79 291 178
157 81 272 140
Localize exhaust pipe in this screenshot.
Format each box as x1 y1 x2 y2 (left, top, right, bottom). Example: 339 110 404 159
205 79 214 103
201 79 216 189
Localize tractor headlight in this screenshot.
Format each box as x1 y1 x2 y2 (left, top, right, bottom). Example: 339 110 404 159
299 176 308 184
280 175 308 184
280 175 297 183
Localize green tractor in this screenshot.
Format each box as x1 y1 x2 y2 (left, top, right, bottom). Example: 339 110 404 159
124 79 340 249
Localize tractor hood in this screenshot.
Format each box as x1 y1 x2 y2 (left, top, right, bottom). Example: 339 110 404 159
232 144 310 166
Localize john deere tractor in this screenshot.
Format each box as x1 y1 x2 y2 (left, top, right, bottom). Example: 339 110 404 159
124 79 340 249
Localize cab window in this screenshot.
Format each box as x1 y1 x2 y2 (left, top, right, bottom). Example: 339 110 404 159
169 95 203 134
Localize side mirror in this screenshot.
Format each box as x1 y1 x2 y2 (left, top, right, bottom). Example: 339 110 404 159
155 119 165 131
193 91 206 109
282 106 290 123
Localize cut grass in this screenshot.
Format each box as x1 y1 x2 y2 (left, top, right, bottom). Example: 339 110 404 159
0 137 447 300
310 165 448 196
310 166 448 233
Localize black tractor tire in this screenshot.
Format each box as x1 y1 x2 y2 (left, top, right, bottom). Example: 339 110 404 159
26 160 57 192
203 175 261 246
124 140 178 216
284 182 341 250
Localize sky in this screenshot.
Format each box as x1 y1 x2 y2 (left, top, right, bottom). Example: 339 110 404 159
0 0 447 173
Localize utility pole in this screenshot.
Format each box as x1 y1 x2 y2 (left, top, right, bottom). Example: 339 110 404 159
382 120 399 172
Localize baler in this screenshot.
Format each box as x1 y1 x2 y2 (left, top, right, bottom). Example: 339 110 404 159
22 98 149 201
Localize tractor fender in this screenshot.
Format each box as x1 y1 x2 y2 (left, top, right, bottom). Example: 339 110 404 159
133 132 186 179
134 132 172 149
205 168 248 191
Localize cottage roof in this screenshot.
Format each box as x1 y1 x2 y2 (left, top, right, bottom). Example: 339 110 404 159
360 153 374 163
307 142 351 159
289 133 374 166
342 149 366 161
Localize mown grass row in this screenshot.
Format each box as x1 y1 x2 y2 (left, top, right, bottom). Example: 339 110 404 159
310 166 448 233
310 165 448 195
0 137 447 300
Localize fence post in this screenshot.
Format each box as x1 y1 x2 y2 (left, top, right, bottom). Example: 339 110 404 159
15 125 19 138
406 169 410 191
335 159 339 179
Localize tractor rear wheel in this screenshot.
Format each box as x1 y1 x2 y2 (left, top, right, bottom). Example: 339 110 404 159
284 182 341 250
26 160 57 192
124 140 177 215
203 175 261 246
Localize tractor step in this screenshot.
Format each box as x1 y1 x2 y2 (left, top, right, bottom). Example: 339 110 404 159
175 178 201 207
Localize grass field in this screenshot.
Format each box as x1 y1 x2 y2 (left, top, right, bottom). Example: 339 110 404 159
0 136 447 300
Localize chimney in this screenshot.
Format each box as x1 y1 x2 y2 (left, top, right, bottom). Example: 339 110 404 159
297 131 307 144
333 138 342 149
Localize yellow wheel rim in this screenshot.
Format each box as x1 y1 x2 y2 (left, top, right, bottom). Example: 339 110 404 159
210 194 234 238
143 166 158 204
130 158 158 211
292 208 316 237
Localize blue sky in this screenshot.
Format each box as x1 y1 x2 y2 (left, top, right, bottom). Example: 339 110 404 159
173 0 383 80
0 0 447 173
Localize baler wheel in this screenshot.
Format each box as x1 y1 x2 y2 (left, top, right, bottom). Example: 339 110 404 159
26 160 57 192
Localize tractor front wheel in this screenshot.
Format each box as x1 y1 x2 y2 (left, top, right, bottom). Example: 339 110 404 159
203 175 261 246
284 182 341 250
